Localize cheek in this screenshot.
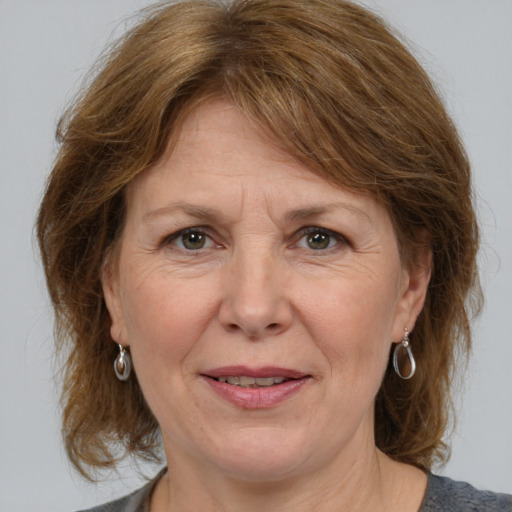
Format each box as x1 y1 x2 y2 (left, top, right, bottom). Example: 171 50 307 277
119 272 222 429
299 272 399 379
120 269 218 368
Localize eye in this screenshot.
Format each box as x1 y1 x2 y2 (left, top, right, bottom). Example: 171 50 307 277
166 228 215 251
296 228 344 251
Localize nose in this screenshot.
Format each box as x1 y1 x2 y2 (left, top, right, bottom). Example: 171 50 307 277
218 247 293 339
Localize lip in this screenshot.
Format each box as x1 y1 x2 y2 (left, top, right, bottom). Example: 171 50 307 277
203 366 308 379
201 366 311 409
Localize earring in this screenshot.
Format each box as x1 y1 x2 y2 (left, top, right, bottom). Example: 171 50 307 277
393 328 416 380
114 344 131 381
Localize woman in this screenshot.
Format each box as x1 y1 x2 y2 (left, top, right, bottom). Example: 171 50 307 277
37 0 512 510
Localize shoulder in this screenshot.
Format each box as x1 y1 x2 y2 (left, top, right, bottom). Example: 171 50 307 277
75 469 165 512
421 473 512 511
75 487 145 512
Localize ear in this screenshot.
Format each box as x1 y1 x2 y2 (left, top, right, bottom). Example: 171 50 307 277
391 244 432 342
101 250 128 346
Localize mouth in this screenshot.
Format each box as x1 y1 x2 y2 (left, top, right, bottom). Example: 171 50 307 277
201 366 311 408
211 376 292 388
203 366 308 385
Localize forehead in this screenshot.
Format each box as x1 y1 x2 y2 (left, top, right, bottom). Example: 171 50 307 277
125 98 386 225
166 99 301 174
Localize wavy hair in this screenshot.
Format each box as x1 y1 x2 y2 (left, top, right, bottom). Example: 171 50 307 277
37 0 482 478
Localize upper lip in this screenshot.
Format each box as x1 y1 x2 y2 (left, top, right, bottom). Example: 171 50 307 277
202 366 308 379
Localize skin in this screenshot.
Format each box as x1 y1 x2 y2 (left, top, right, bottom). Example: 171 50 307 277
103 99 431 511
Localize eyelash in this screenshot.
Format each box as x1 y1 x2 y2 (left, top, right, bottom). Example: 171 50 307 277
295 227 348 252
161 226 349 253
162 227 214 251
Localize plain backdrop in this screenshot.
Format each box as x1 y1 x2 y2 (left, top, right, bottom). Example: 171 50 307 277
1 1 511 510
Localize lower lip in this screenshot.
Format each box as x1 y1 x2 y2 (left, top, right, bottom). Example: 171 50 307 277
202 376 310 409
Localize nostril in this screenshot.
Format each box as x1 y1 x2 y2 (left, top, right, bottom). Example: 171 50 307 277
268 323 279 329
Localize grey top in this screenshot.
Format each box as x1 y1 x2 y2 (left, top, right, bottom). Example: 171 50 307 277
421 474 512 511
77 470 512 511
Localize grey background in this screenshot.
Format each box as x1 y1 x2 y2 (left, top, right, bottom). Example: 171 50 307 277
1 1 511 510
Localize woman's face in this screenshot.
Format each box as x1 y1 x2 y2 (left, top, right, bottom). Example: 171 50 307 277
104 100 429 482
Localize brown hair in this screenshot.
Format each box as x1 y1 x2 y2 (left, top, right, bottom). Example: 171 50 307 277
37 0 482 478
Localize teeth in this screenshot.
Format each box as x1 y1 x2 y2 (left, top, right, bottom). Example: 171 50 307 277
239 376 256 386
252 377 274 386
216 376 290 388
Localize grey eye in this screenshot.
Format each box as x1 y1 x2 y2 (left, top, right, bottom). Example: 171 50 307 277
306 231 332 250
180 231 207 250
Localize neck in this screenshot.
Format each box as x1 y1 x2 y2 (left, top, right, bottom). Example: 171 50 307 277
151 435 426 512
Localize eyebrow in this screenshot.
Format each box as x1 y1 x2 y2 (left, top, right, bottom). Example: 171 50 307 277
284 203 372 224
143 201 372 224
143 202 224 223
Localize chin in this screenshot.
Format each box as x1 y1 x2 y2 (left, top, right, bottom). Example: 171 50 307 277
202 429 315 483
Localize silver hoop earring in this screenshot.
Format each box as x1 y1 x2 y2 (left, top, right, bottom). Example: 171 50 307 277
393 328 416 380
114 344 131 381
